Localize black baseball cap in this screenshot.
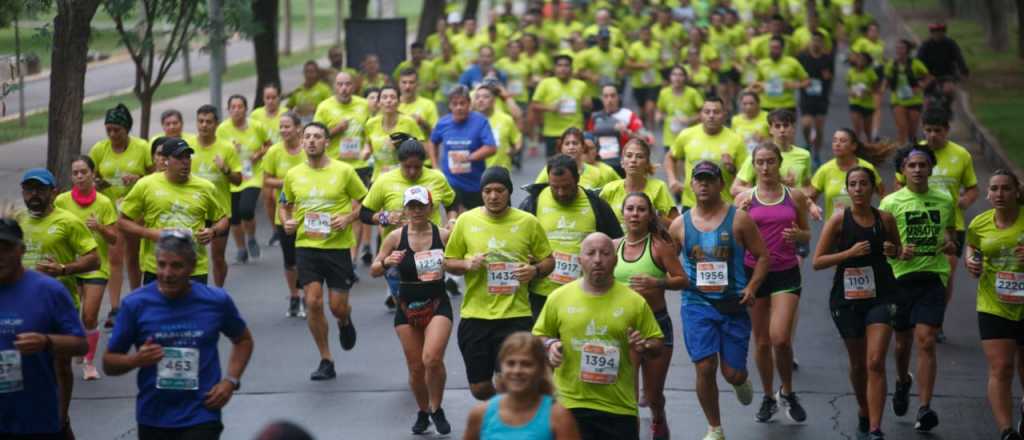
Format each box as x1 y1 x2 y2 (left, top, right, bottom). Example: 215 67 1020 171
0 218 24 244
162 137 194 158
692 160 723 180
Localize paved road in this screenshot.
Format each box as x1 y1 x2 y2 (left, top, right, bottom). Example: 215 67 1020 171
1 29 336 118
3 3 1012 439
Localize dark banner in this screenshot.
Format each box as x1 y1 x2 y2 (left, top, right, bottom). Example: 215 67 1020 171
345 18 407 78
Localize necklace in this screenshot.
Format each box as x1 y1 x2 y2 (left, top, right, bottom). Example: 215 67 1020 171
626 233 649 246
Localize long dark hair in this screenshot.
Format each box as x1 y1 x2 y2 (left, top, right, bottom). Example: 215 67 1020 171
622 192 671 243
888 39 918 91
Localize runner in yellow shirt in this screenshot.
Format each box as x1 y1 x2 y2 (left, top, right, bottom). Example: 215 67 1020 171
287 61 333 122
392 42 438 99
626 27 663 128
531 54 590 157
250 83 290 234
473 84 522 170
445 167 554 401
883 40 931 144
17 167 100 425
600 139 680 229
535 128 619 191
397 68 441 152
578 28 626 109
731 91 771 153
262 112 307 318
280 122 368 381
314 71 372 182
217 94 271 264
846 51 881 143
89 103 154 328
54 157 118 381
664 97 748 209
656 66 705 151
754 36 810 112
533 233 664 438
731 109 813 196
652 7 686 67
365 86 426 183
193 105 242 287
152 109 196 147
806 128 885 220
494 40 533 108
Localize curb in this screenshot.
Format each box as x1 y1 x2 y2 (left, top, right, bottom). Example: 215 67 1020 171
882 0 1021 176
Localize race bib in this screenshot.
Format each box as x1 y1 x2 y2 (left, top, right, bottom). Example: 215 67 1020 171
740 9 753 22
765 77 784 97
339 138 361 160
598 136 620 159
642 69 657 85
414 249 444 282
241 159 254 180
843 266 877 300
557 98 578 115
303 212 332 239
696 261 728 292
579 342 620 384
995 271 1024 304
487 262 519 295
897 84 913 101
0 350 23 394
807 79 823 96
508 79 525 95
850 83 867 99
447 150 471 174
661 48 673 62
549 251 581 284
670 116 687 134
842 4 854 14
156 347 199 391
744 134 759 152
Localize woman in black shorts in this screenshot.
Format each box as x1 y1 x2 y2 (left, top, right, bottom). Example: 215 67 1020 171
812 166 902 440
370 185 454 435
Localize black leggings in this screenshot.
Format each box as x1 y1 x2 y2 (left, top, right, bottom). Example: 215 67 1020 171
230 187 261 224
138 421 223 440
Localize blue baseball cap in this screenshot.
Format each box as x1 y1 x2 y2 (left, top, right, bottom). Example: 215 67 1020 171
21 168 56 187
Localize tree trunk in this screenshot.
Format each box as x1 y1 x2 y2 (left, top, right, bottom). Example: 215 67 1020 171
983 0 1009 51
463 0 479 22
252 0 281 108
350 0 368 19
417 0 445 43
137 88 154 139
48 0 101 189
1017 0 1024 58
283 0 292 55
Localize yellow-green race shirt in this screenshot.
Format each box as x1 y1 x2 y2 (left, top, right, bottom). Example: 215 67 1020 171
670 126 748 207
17 208 99 306
532 77 588 138
54 192 117 280
361 167 455 237
216 119 270 192
89 136 154 202
365 114 425 181
313 96 371 168
599 178 676 228
531 188 597 296
262 143 307 225
281 159 369 249
967 209 1024 321
190 138 242 214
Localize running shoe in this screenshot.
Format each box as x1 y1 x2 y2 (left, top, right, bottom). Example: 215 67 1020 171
287 297 301 317
892 375 913 416
82 363 100 381
268 230 280 247
247 238 261 259
385 295 396 312
411 411 431 434
310 359 336 381
755 396 778 423
732 379 754 406
298 300 306 318
651 420 670 440
103 308 118 331
1001 428 1024 440
445 278 462 296
361 245 373 266
234 249 249 264
430 408 451 435
857 416 870 440
868 430 885 440
338 319 357 351
702 426 725 440
777 388 807 422
914 405 938 432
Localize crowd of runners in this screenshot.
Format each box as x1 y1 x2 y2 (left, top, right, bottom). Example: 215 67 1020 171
1 1 1018 440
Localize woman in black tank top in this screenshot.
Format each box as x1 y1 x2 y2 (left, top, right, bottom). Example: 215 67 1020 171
370 186 454 434
812 167 902 440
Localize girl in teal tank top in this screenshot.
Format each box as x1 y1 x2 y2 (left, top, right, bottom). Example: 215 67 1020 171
612 192 688 440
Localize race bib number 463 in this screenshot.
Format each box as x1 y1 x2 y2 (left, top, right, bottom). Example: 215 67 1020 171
0 350 23 394
157 347 199 391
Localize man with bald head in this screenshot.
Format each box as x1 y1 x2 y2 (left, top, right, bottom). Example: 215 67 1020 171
313 72 372 186
534 232 664 440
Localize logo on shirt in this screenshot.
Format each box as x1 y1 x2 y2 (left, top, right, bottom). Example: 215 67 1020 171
585 319 608 337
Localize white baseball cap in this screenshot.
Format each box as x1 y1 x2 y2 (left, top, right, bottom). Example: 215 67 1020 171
403 186 433 206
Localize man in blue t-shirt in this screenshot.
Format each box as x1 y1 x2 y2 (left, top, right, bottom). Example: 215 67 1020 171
0 218 88 439
430 85 497 213
104 231 254 439
457 45 508 89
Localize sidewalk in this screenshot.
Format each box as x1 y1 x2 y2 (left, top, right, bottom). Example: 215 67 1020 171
0 50 329 202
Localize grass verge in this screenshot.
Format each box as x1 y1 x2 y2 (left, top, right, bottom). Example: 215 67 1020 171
892 0 1024 166
0 44 331 145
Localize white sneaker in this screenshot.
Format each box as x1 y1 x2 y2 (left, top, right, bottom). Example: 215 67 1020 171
703 426 725 440
732 379 754 406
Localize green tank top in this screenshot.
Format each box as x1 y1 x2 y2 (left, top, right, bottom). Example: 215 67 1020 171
614 234 666 284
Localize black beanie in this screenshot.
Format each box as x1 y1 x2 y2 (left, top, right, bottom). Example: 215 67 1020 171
480 166 513 194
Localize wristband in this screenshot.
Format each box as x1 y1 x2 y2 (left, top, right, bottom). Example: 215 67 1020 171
379 212 390 226
544 339 559 350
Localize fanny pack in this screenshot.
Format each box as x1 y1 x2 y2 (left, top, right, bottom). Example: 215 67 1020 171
400 298 441 329
695 292 745 315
